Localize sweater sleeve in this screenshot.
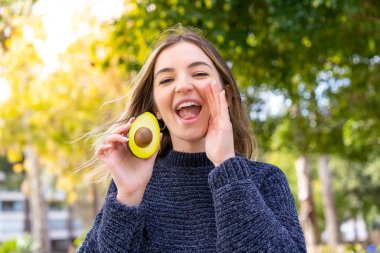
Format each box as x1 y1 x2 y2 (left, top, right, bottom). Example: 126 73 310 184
208 156 306 253
77 181 145 253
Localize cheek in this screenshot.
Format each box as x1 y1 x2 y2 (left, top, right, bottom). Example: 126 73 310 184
153 88 171 116
193 76 224 92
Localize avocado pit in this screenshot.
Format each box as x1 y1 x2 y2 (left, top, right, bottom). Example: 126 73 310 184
134 127 153 148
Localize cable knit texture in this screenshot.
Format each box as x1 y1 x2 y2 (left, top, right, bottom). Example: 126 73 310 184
78 150 306 253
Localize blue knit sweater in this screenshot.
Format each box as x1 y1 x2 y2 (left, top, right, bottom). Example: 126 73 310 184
78 150 306 252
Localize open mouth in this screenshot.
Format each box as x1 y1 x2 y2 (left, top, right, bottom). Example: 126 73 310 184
176 101 202 120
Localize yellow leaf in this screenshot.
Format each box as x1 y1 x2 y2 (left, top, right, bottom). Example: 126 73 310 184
204 0 212 9
216 34 224 44
13 163 24 173
301 37 312 48
7 147 23 163
67 192 78 204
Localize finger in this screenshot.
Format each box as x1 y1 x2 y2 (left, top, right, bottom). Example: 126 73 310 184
205 83 217 117
219 90 230 120
207 115 215 131
112 117 136 135
96 144 113 156
105 134 129 145
211 81 221 114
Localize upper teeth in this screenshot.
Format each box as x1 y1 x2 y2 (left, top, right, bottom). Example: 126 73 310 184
177 101 199 110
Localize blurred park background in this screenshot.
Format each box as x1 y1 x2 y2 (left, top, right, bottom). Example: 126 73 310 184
0 0 380 252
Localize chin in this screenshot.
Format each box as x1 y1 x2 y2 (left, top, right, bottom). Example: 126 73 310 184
183 131 207 142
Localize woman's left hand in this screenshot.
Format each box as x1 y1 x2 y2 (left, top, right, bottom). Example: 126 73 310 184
204 81 235 166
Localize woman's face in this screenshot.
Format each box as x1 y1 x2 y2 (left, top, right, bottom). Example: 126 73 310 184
153 41 223 152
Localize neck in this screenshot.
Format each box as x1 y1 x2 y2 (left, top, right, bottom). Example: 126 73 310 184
171 136 205 153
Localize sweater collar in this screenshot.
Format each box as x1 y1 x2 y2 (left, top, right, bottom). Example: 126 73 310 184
159 149 214 168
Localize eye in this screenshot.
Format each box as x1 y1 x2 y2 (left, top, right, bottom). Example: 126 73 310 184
159 78 174 85
192 72 209 78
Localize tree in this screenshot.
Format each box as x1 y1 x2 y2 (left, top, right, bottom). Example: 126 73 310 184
0 2 127 251
317 155 340 245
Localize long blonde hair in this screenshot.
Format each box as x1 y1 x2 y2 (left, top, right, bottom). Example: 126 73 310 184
83 26 256 181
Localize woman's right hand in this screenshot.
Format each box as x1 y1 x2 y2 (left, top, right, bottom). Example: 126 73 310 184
96 117 159 206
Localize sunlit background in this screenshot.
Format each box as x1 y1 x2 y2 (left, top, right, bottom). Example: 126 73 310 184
1 0 380 253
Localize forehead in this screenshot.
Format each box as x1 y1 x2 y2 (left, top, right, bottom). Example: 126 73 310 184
154 41 214 71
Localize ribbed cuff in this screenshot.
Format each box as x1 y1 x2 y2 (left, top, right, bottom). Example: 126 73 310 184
96 192 146 251
103 192 145 226
208 156 251 191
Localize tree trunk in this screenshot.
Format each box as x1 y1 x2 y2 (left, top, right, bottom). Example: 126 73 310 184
66 203 75 242
295 155 319 249
21 174 31 233
24 147 51 253
317 155 341 245
23 196 31 232
21 0 34 16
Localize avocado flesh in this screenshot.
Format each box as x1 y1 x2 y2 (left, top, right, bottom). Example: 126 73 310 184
128 112 160 159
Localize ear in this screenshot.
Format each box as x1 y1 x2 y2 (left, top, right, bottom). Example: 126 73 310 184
152 103 161 119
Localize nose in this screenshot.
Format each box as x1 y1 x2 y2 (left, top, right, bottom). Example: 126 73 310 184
174 76 194 93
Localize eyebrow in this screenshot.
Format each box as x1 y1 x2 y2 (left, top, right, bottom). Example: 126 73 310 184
154 61 212 79
188 61 212 69
154 67 174 79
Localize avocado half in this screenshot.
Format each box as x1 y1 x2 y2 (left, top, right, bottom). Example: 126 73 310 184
128 112 160 159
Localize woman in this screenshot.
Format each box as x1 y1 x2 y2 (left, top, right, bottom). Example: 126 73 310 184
78 26 306 252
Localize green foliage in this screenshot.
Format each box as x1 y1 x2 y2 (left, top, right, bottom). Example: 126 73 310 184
315 243 369 253
0 240 16 253
104 0 380 159
0 234 35 253
0 155 24 190
74 231 88 248
331 157 380 221
343 243 366 253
